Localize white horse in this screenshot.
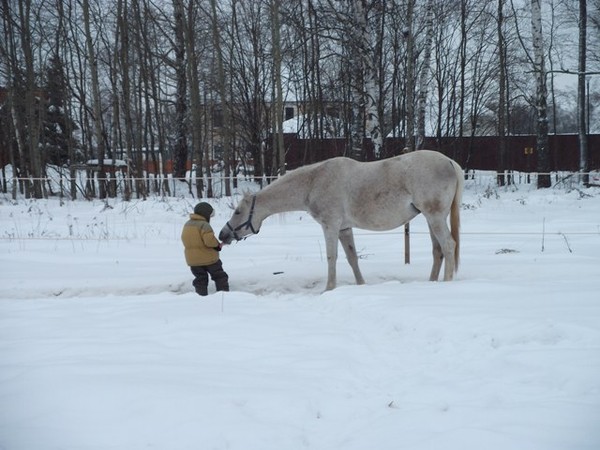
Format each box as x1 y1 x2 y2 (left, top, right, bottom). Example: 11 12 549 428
219 150 463 290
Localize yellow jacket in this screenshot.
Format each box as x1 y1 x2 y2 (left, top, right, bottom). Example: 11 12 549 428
181 214 221 266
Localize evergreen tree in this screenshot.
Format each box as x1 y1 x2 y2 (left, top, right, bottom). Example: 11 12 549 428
42 53 78 166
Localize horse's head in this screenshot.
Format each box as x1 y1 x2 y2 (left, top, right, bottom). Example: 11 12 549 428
219 194 260 244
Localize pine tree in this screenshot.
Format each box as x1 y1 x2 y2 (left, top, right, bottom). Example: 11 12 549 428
42 53 78 166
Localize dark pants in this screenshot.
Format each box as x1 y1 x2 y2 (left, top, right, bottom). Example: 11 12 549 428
190 260 229 296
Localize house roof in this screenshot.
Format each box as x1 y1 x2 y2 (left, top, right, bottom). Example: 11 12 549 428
281 114 345 138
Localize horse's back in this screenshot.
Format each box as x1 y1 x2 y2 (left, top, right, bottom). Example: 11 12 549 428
385 149 457 183
389 150 457 175
303 151 461 229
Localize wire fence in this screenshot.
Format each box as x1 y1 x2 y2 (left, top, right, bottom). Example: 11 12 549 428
1 229 598 243
0 172 277 200
2 169 599 201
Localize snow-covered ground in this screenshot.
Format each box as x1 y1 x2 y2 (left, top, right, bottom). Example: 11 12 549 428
1 177 600 450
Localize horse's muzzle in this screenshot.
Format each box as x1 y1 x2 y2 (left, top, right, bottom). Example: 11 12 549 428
219 229 234 244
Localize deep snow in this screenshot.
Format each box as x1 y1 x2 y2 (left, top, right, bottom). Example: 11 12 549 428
1 176 600 450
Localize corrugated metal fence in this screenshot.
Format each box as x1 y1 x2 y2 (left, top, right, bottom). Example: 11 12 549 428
283 134 600 172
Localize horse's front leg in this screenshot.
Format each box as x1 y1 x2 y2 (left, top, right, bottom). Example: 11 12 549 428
322 227 339 290
339 228 365 285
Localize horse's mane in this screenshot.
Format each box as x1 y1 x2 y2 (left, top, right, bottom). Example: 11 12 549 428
262 159 329 193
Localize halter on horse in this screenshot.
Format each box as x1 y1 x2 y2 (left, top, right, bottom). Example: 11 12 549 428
223 195 258 241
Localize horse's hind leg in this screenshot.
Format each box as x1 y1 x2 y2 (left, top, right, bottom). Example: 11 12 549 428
426 216 456 281
427 224 444 281
339 228 365 286
322 226 339 290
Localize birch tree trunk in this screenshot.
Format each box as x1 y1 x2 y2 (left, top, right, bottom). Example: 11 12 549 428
416 0 435 150
184 0 207 197
2 0 27 198
531 0 551 188
365 48 382 158
363 1 382 159
497 0 508 186
344 0 383 160
405 0 416 152
348 0 366 160
578 0 589 185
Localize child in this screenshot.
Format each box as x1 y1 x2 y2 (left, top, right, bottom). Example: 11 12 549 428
181 202 229 296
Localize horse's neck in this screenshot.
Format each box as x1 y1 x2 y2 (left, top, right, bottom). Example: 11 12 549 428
256 172 309 218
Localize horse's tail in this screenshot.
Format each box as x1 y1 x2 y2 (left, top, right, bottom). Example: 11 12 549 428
450 160 463 273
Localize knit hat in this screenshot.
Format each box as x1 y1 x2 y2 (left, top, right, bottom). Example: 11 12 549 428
193 202 214 220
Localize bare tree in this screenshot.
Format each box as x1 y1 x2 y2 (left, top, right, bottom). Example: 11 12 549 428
320 0 383 159
270 0 285 175
140 0 172 196
405 0 416 152
531 0 551 188
117 0 137 199
228 0 273 179
183 0 207 198
578 0 589 185
210 0 232 195
82 0 108 198
346 0 368 160
429 1 462 140
362 1 383 158
1 0 598 200
172 0 189 181
416 0 435 150
1 0 27 199
497 0 509 185
19 0 46 198
458 0 468 139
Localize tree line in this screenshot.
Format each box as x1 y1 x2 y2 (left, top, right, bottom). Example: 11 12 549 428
1 0 599 200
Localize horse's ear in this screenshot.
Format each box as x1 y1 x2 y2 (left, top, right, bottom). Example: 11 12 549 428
226 191 246 210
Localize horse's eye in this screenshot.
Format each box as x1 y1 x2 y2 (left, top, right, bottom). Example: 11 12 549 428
234 209 240 215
